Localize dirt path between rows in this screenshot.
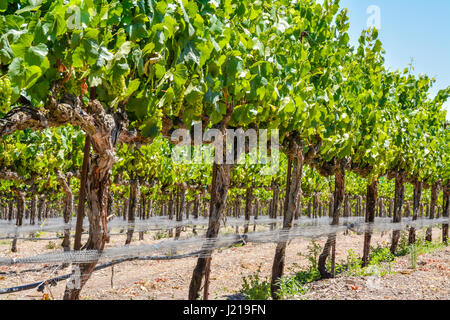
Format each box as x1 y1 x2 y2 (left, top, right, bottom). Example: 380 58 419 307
0 228 448 300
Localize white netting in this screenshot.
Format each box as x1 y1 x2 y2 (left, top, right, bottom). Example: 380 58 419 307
0 216 447 265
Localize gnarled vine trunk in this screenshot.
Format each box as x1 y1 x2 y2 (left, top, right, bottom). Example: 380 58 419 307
175 185 186 240
318 164 345 279
270 185 279 230
362 178 378 267
313 192 319 219
328 194 334 218
390 175 405 254
243 187 253 234
7 200 13 221
11 191 25 253
442 183 449 244
74 136 90 250
253 199 259 231
408 181 422 244
63 99 125 300
125 178 139 245
270 140 303 299
148 199 153 219
192 194 200 235
188 162 233 300
425 183 438 242
30 195 37 226
63 149 115 299
58 173 73 252
168 193 174 237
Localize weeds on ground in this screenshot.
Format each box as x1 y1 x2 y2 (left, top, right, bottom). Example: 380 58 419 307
32 231 44 238
153 231 169 240
241 241 322 300
335 247 394 277
241 265 271 300
395 231 447 269
409 244 418 269
369 245 395 265
275 275 309 299
240 233 448 300
297 240 322 272
405 237 446 269
222 226 235 236
240 240 394 300
45 241 57 249
396 231 412 256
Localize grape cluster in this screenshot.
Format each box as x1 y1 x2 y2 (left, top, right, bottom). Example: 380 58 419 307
110 75 126 98
0 76 13 114
173 84 186 116
190 96 203 117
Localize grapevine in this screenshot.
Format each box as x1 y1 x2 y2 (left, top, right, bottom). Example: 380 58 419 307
0 0 448 303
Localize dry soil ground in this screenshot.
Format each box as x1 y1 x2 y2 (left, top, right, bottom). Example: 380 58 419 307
0 226 448 300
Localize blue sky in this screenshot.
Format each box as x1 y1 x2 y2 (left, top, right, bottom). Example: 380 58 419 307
338 0 450 120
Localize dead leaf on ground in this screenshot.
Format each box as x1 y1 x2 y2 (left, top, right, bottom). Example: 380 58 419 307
398 270 413 275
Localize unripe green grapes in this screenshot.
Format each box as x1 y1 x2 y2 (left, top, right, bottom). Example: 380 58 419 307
110 75 126 98
192 98 203 117
173 84 186 116
0 76 13 114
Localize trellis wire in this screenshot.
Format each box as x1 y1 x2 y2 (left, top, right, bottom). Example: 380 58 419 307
0 250 208 295
0 217 447 266
2 215 447 237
